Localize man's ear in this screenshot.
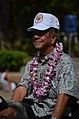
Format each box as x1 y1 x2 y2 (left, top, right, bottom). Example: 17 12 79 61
51 35 57 45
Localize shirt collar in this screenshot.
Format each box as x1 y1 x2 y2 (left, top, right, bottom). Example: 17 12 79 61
36 49 55 65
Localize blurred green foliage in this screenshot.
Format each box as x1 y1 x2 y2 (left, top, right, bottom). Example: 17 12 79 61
0 50 31 71
0 0 79 72
72 43 79 57
0 0 79 52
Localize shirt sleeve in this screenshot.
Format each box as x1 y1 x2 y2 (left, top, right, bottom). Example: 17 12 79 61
58 55 79 99
18 61 31 88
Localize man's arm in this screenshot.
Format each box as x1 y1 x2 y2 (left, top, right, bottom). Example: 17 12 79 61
7 86 27 119
12 86 27 101
52 93 70 119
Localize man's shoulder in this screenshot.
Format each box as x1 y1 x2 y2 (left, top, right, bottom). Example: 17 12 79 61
26 57 35 66
61 52 73 62
60 52 75 66
61 52 71 59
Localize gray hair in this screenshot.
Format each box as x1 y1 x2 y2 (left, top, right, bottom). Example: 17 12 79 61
49 28 59 40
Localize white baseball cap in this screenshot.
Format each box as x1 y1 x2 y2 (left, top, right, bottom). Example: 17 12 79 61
27 12 60 31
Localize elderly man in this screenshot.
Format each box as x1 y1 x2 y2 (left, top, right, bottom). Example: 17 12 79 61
7 12 79 119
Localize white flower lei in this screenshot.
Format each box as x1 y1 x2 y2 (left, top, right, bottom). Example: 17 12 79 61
29 43 63 100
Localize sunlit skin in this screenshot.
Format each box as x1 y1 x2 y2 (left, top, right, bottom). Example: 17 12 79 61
32 29 55 56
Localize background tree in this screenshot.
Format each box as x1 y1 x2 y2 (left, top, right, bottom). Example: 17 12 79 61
0 0 79 56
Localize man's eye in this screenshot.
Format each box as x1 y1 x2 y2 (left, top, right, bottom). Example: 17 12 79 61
32 29 49 36
32 31 46 36
32 32 42 36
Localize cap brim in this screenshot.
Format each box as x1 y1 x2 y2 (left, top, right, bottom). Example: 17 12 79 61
27 24 50 32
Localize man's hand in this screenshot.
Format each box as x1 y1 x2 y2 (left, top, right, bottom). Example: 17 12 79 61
52 93 70 119
7 100 28 119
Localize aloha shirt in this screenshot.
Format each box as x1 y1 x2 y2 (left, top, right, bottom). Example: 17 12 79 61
19 51 79 117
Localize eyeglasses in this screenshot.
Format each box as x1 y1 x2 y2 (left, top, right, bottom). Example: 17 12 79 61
32 29 50 36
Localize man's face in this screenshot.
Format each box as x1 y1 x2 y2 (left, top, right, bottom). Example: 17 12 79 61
32 29 53 52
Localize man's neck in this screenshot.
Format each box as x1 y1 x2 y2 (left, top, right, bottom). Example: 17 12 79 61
40 46 54 56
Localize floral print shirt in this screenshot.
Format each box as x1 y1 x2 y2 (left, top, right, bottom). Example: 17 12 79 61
19 52 79 117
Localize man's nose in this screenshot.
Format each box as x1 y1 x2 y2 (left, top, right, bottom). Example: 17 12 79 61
33 35 40 40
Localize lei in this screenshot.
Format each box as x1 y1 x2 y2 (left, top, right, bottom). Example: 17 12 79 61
29 43 63 100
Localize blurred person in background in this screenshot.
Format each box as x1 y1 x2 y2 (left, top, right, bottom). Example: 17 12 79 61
0 67 16 93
